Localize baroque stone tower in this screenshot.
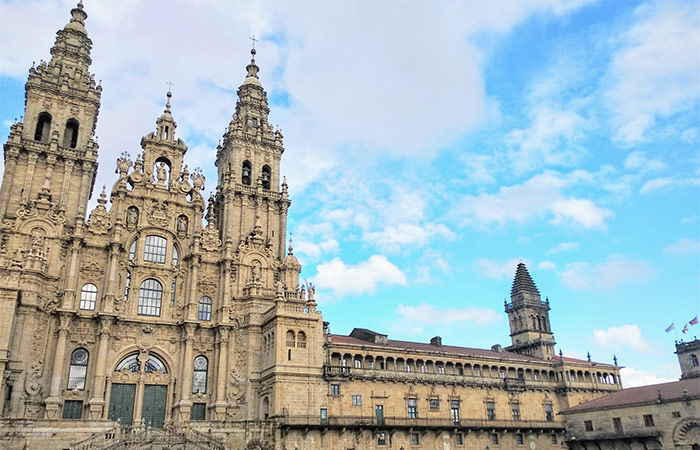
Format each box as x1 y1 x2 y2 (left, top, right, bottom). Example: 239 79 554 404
0 1 101 228
504 263 556 360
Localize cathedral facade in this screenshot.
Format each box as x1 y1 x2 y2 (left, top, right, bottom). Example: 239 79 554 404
0 4 622 449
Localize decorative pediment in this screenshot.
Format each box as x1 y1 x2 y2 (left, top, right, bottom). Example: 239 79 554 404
86 186 111 234
200 224 221 252
146 198 171 227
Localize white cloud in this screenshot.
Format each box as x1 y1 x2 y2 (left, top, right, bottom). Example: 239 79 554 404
546 241 580 254
592 324 653 354
506 104 586 174
294 238 339 261
607 1 700 143
312 255 407 299
396 303 501 327
620 367 678 388
475 257 528 280
560 256 653 291
640 176 699 194
624 151 666 173
664 238 700 256
681 215 697 224
454 171 613 229
538 260 556 270
364 223 455 253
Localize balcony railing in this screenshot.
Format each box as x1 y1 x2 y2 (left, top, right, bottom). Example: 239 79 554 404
324 365 351 377
277 415 564 431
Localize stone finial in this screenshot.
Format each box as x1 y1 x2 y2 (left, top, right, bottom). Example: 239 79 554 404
587 352 591 362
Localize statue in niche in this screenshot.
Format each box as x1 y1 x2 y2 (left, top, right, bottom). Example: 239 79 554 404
177 215 188 233
156 162 167 184
30 228 45 249
126 206 139 226
251 260 262 282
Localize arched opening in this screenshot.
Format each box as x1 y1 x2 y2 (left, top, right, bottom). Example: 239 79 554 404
262 165 271 189
297 331 306 348
691 354 698 368
63 119 79 148
126 206 139 227
137 278 163 316
198 296 212 321
286 330 296 348
67 348 89 390
262 397 269 420
79 283 98 311
192 355 208 394
242 160 252 185
143 235 167 263
34 112 51 142
172 245 179 267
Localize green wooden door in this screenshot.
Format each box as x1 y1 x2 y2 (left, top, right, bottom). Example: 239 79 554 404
108 383 136 426
142 384 167 428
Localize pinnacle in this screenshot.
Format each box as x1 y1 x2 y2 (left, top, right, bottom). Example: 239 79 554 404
511 262 540 296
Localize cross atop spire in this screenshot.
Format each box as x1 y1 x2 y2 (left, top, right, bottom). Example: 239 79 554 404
250 35 259 50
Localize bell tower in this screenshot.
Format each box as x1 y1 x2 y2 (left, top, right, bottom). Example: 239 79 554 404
215 48 289 263
0 1 101 228
504 263 556 360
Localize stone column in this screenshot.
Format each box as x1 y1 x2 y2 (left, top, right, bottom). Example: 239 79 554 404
175 323 196 421
278 202 288 262
212 326 230 420
88 316 114 418
132 352 147 426
62 240 81 309
76 166 92 219
21 153 38 201
0 155 18 216
186 257 199 321
59 159 74 210
102 243 120 313
44 313 72 418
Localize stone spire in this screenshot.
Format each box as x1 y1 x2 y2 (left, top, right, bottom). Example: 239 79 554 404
242 49 262 87
511 263 540 298
155 91 177 142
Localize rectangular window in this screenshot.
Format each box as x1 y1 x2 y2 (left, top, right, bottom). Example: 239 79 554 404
613 417 623 435
405 364 412 372
516 433 524 445
379 361 385 370
486 401 496 420
476 367 482 376
62 400 82 420
410 432 420 445
369 361 375 369
644 414 655 427
511 402 520 420
584 420 593 432
320 408 327 425
545 403 554 422
491 433 499 445
190 403 206 421
407 398 417 419
421 365 427 373
672 411 681 418
429 398 439 409
143 235 167 263
533 372 539 381
451 400 460 423
378 432 386 446
438 365 445 374
352 395 362 406
354 359 362 369
171 277 177 306
499 369 506 378
330 384 340 396
455 433 464 445
551 434 558 444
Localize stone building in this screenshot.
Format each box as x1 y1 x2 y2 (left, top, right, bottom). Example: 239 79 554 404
562 339 700 449
0 3 622 449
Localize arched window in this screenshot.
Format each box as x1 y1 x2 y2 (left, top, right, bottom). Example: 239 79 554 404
172 245 179 267
79 283 97 310
297 331 307 349
143 235 167 263
262 165 271 189
34 112 51 142
242 161 252 185
137 278 163 316
198 296 212 321
171 277 177 306
67 348 89 390
286 330 296 348
63 119 79 148
144 353 167 373
116 353 140 372
192 356 208 394
691 354 699 368
128 239 137 261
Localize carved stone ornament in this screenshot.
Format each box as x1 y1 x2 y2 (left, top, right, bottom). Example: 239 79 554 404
200 224 221 252
86 186 111 234
146 198 171 227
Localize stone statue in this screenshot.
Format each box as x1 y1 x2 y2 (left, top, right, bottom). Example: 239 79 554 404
177 215 188 233
126 207 138 226
156 162 167 184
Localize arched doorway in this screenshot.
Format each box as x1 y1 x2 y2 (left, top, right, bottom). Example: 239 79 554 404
107 351 171 428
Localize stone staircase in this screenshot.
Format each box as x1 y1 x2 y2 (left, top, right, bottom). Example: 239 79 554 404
71 424 226 450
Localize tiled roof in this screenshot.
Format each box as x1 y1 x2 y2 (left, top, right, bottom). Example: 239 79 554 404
564 378 700 413
330 334 543 363
511 263 540 296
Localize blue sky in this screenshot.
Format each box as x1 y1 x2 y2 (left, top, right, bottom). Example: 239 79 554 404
1 0 698 387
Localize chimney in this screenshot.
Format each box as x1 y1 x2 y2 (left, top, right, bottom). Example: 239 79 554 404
430 336 442 347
